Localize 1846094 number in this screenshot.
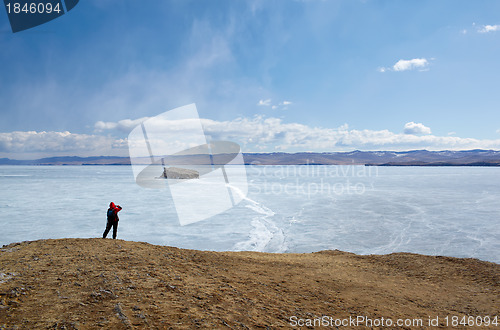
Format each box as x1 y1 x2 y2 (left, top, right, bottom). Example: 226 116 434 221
5 2 61 14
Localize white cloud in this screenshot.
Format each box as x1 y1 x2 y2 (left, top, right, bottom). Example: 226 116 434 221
0 131 127 158
95 117 150 132
403 122 432 135
393 58 429 71
95 116 500 152
258 99 293 109
478 25 500 33
197 116 500 151
94 121 118 131
5 117 500 158
379 58 430 72
258 99 272 106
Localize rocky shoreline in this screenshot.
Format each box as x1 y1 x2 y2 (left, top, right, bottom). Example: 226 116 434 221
0 238 499 329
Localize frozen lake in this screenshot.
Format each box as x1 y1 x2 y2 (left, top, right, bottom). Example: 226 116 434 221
0 165 499 263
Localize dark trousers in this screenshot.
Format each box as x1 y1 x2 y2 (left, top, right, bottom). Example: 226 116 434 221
103 220 118 239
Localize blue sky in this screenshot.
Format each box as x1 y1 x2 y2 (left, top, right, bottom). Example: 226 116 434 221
1 0 500 158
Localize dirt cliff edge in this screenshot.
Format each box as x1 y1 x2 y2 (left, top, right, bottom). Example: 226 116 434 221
1 238 499 329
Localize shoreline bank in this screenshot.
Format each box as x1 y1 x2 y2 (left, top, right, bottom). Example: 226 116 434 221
1 238 498 328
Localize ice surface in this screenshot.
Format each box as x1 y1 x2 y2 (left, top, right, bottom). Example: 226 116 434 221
0 165 499 263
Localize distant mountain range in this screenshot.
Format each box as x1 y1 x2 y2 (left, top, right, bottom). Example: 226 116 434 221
2 149 500 166
0 156 130 166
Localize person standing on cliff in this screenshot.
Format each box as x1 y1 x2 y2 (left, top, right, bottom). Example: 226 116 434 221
103 202 122 239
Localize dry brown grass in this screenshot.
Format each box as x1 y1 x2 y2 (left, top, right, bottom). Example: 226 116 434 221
1 238 499 329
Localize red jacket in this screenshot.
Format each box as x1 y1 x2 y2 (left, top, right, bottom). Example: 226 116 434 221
108 202 122 221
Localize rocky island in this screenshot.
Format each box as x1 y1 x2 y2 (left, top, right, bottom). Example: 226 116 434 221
161 167 200 179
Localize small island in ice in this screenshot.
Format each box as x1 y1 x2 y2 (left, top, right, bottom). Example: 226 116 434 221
161 166 200 179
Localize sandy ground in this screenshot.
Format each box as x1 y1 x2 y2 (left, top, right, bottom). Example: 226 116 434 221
0 238 499 329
